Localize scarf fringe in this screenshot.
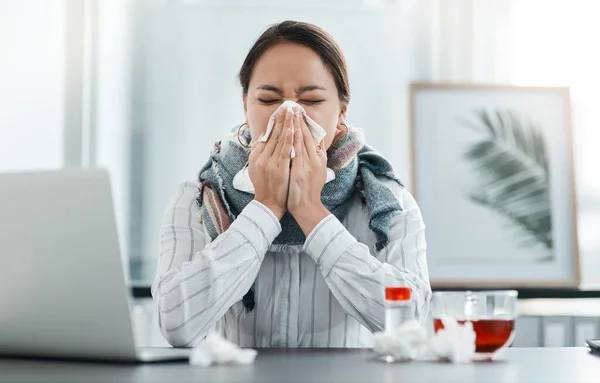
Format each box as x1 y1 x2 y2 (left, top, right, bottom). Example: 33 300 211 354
210 157 236 220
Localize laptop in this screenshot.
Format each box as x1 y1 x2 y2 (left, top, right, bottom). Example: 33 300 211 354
0 168 190 362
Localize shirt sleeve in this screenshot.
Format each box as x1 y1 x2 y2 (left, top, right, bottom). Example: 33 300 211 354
302 187 431 333
151 181 281 347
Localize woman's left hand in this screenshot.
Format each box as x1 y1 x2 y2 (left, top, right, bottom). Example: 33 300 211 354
287 107 331 235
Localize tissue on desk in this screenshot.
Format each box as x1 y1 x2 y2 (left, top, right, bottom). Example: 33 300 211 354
189 332 257 367
260 100 327 159
429 317 477 364
372 320 431 361
372 317 476 364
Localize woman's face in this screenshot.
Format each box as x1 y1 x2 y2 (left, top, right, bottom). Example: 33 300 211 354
244 42 347 151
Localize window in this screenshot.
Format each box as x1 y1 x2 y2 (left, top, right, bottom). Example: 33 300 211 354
0 0 65 172
507 0 600 282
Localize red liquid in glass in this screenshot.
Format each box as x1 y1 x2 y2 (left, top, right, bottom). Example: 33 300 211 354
433 318 515 353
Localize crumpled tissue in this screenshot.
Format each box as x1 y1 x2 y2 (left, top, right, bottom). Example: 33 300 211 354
232 100 335 194
260 100 327 159
189 332 257 367
372 317 477 364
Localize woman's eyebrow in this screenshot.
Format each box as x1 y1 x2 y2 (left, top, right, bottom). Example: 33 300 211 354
297 85 327 93
255 85 283 95
255 85 327 95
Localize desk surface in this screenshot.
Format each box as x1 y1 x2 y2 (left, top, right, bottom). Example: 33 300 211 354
0 348 598 383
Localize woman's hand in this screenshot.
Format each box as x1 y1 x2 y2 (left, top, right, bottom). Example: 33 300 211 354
249 107 294 220
287 107 331 235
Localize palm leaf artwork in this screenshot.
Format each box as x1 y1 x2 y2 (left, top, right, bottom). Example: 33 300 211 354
462 109 553 261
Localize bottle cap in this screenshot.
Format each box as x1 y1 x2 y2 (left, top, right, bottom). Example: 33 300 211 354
385 287 411 301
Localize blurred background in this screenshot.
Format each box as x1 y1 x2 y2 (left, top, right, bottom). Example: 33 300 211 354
1 0 599 314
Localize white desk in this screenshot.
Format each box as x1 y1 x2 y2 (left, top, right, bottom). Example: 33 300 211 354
0 347 598 383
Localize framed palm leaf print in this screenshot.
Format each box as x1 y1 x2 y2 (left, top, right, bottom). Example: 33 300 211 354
410 83 580 287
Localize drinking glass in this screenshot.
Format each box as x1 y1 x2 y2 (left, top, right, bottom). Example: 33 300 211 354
431 290 518 360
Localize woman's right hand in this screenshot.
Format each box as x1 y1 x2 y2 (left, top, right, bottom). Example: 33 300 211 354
248 106 294 220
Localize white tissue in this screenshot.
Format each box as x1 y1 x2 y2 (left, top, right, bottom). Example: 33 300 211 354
232 100 335 194
372 317 476 364
372 320 431 361
260 100 327 159
429 317 477 364
189 332 257 367
232 164 336 194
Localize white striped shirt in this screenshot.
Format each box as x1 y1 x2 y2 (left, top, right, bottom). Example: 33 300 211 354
151 179 431 348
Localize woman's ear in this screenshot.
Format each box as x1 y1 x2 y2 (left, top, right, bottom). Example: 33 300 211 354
338 102 348 125
242 94 248 114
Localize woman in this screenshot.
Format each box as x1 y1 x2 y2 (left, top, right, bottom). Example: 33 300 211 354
152 20 431 348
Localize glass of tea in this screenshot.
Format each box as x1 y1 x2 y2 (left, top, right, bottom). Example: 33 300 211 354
431 290 518 360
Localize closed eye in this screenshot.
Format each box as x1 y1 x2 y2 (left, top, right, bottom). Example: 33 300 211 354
258 98 281 105
300 99 325 105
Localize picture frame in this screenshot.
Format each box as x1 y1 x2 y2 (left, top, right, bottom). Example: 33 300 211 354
410 82 580 287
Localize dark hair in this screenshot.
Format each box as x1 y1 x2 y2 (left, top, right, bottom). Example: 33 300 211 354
238 20 350 104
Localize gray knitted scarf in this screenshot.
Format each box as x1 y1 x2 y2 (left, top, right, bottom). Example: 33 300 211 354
197 125 404 252
197 125 404 311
